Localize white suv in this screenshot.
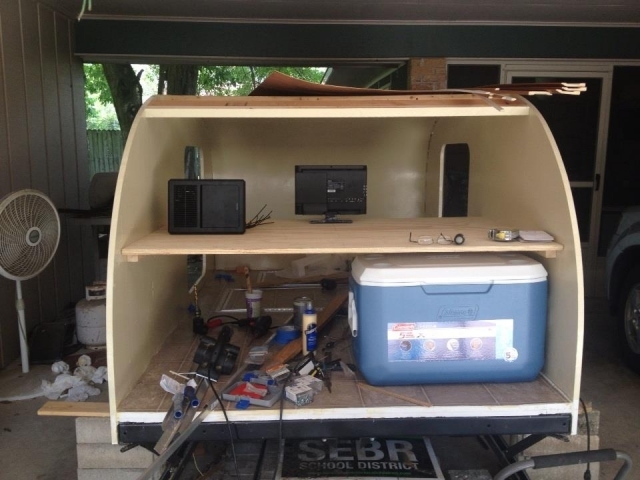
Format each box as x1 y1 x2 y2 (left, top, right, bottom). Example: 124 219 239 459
606 206 640 374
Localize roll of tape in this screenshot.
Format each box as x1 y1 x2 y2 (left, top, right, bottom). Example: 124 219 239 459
274 325 301 345
488 228 519 242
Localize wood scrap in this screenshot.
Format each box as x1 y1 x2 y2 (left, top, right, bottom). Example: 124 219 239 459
254 271 350 289
356 382 432 408
266 292 348 368
477 82 587 96
249 72 585 99
37 401 110 417
337 320 431 408
235 265 252 292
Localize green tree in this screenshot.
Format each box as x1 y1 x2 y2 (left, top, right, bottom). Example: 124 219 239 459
159 65 199 95
84 64 326 140
197 66 324 95
101 64 144 141
83 64 119 130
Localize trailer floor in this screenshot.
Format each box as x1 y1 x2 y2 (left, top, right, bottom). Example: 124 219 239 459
0 297 638 480
117 275 568 422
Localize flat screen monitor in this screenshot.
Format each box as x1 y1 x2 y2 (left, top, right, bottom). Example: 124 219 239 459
295 165 367 224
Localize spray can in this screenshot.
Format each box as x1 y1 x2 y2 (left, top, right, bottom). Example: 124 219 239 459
293 296 311 330
301 301 317 355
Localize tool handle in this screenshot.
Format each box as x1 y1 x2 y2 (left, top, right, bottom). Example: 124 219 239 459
172 393 184 419
493 449 633 480
244 266 252 293
183 386 199 408
532 449 617 469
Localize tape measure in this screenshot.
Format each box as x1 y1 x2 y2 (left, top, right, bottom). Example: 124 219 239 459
488 228 519 242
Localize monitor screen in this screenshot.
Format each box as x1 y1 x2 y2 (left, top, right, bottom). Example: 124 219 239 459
295 165 367 223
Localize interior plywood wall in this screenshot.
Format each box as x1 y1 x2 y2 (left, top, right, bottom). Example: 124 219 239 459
203 116 434 270
0 0 91 367
203 117 434 220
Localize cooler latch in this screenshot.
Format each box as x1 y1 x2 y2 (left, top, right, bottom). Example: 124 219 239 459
348 290 358 337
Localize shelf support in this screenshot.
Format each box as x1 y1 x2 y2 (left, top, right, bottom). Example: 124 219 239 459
533 250 557 259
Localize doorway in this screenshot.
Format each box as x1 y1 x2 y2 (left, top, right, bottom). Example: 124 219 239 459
504 66 612 294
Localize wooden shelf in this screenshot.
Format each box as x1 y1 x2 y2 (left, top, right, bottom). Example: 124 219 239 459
142 94 530 119
121 217 563 261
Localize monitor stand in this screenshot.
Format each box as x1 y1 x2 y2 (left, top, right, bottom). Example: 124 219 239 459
310 213 353 224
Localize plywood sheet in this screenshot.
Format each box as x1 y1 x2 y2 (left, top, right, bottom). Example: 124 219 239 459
38 401 110 417
144 94 529 119
122 218 563 258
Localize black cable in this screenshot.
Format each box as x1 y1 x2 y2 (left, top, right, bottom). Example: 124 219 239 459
246 204 273 229
248 204 267 223
253 440 268 480
204 316 241 332
272 372 293 480
205 314 241 323
208 363 240 479
580 397 592 480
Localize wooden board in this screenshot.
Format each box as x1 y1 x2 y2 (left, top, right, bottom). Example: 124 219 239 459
266 291 348 368
37 401 110 417
356 382 432 408
122 218 563 259
254 271 350 289
145 93 529 112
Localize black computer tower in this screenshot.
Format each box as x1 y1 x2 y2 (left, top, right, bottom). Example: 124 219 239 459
168 179 246 234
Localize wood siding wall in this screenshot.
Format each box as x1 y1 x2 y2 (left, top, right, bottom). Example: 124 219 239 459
87 130 123 176
0 0 91 367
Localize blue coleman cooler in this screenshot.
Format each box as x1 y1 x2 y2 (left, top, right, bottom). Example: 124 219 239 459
349 252 548 385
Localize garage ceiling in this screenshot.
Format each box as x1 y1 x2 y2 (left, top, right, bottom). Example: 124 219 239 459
47 0 640 25
69 0 640 86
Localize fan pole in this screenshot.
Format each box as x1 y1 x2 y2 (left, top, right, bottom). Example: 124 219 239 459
15 280 29 373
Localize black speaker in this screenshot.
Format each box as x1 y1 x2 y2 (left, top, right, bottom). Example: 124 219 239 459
168 179 246 234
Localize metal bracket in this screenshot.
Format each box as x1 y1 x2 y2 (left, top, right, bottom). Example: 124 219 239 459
482 435 531 480
505 434 548 458
119 442 159 456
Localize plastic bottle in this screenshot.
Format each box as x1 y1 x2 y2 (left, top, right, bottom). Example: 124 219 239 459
302 301 317 355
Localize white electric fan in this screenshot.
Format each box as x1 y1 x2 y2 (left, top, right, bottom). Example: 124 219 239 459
0 189 60 372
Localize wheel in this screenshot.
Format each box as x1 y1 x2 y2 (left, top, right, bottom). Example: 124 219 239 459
618 265 640 374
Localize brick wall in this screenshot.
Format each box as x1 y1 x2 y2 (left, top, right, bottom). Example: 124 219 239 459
408 58 447 90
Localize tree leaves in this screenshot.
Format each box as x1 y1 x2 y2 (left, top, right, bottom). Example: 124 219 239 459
197 66 324 95
84 64 326 133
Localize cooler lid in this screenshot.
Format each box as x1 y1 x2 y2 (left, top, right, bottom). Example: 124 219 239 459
351 253 547 286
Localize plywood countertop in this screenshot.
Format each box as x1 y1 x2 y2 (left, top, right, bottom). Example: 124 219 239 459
122 217 563 260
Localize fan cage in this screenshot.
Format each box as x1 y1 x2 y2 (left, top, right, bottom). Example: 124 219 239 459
0 189 60 281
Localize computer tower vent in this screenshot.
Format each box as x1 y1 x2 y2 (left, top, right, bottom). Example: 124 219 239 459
172 184 198 228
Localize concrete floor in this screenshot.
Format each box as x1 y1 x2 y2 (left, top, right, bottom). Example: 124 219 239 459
0 296 638 480
580 297 640 479
0 385 109 480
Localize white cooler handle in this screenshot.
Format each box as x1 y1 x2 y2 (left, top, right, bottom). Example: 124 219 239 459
348 290 358 337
